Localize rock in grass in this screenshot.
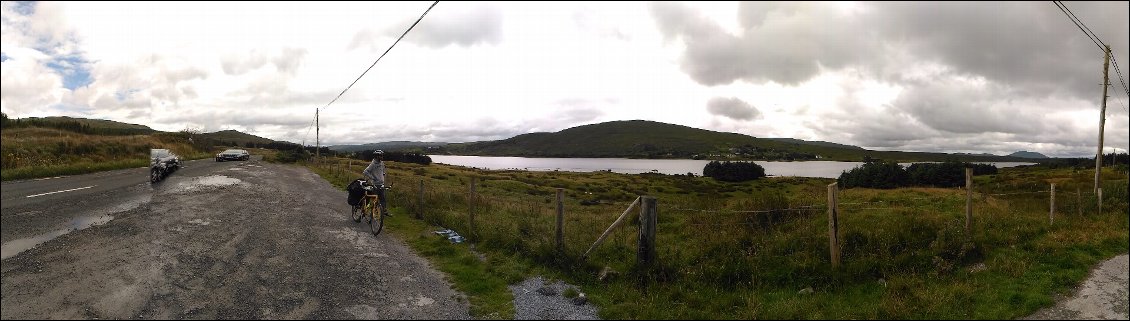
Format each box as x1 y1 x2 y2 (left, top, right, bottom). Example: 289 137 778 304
536 286 557 296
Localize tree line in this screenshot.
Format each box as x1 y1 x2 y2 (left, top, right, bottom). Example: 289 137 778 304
838 159 998 189
703 160 767 182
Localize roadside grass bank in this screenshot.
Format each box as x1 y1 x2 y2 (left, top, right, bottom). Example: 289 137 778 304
318 159 1125 319
1 127 216 181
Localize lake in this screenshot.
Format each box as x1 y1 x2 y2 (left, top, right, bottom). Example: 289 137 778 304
428 155 1036 179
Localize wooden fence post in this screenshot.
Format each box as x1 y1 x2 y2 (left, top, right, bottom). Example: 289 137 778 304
1077 187 1083 216
827 183 840 268
637 196 658 268
469 177 477 232
556 188 565 253
417 179 424 220
1049 183 1056 225
965 168 973 238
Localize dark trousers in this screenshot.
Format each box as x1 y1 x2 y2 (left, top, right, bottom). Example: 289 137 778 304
373 188 389 214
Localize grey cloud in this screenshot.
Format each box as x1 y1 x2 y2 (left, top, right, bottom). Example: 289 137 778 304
155 109 311 133
272 48 307 74
706 96 761 121
221 54 267 75
653 2 871 85
652 1 1129 98
384 4 502 48
551 99 607 125
221 48 306 75
654 2 1128 157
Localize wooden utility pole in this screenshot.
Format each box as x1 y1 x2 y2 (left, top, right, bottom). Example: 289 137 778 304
1095 45 1110 193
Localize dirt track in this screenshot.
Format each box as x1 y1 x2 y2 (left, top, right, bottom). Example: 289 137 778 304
1 159 470 319
1024 254 1129 320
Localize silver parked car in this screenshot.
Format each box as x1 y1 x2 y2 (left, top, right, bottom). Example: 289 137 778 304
216 149 250 162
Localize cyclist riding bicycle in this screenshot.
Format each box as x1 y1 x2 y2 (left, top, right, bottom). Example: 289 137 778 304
362 150 391 217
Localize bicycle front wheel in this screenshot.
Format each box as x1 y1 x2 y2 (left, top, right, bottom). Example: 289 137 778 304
368 201 385 236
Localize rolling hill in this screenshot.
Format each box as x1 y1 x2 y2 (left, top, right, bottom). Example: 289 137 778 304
202 129 280 147
1007 151 1049 159
444 120 1041 162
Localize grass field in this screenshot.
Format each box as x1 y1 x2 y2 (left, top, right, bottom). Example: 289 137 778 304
306 158 1128 319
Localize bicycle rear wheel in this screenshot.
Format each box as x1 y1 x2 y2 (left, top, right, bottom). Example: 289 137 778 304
368 201 385 236
351 202 363 222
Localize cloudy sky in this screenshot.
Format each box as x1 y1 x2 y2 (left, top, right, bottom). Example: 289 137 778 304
2 1 1128 157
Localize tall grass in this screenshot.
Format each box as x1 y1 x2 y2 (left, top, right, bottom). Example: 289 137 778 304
1 127 214 181
307 158 1128 319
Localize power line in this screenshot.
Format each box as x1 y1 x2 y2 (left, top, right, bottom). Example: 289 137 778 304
1110 56 1130 98
300 1 439 146
1052 1 1105 52
320 1 438 112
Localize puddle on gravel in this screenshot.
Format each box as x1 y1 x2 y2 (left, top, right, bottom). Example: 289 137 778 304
172 175 242 193
1 214 114 260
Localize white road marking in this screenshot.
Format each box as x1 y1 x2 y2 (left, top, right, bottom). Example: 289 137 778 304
33 176 64 181
25 185 96 198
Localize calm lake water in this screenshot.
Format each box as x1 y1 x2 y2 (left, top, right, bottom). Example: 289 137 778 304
428 155 1036 179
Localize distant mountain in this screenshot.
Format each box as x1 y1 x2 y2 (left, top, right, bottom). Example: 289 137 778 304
766 138 864 150
328 141 448 152
1007 151 1049 159
450 120 772 158
202 130 281 147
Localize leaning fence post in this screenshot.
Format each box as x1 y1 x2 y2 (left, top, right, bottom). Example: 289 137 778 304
637 196 658 268
965 168 973 238
1049 183 1056 225
583 196 641 260
556 188 565 253
827 182 840 268
417 179 424 220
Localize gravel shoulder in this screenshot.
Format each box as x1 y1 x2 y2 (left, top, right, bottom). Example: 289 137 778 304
1023 254 1129 320
1 160 470 319
510 276 600 320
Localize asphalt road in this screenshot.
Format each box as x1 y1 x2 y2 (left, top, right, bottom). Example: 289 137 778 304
1 157 470 319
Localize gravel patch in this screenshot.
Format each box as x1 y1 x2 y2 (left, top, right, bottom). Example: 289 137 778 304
510 276 600 320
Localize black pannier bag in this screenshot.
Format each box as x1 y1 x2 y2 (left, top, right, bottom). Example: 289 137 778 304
347 178 366 206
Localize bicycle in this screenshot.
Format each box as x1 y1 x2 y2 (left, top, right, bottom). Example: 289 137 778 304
351 182 390 236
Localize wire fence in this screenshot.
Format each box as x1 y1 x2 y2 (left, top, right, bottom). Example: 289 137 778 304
312 160 1126 280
